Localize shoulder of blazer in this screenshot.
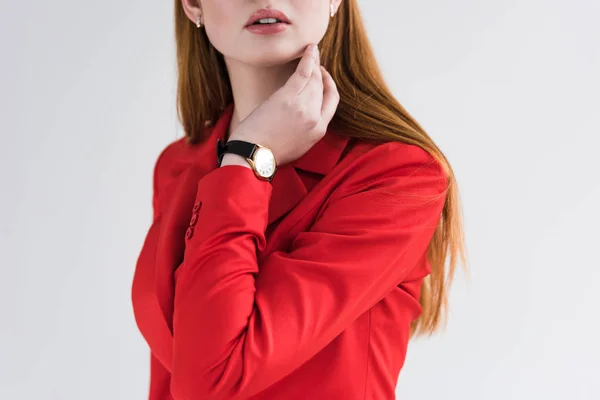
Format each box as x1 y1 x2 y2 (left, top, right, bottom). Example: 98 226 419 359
152 135 217 192
151 137 202 214
330 139 448 200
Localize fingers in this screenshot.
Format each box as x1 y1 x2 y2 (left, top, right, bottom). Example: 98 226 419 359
319 66 339 124
299 46 323 99
282 43 338 130
313 47 323 86
285 44 318 95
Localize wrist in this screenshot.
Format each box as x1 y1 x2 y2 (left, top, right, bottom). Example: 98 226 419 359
220 153 252 169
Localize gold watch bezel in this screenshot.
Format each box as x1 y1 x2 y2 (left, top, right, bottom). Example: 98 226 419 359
246 144 277 181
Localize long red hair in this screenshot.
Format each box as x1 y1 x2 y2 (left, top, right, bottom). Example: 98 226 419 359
173 0 467 336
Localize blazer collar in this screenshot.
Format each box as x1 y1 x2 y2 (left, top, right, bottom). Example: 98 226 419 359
210 103 350 225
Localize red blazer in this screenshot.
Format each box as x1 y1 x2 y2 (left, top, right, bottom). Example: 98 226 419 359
132 104 447 400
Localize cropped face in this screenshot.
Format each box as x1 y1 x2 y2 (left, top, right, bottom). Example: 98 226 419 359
182 0 341 66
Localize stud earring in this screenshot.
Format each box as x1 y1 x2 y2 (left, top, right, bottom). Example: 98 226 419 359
196 15 203 28
330 2 335 17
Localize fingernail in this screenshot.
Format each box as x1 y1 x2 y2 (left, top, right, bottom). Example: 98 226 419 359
312 44 318 54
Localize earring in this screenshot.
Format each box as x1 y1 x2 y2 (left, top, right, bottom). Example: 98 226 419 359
330 2 335 17
196 15 203 28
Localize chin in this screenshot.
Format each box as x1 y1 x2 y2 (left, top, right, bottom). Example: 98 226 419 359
238 45 303 68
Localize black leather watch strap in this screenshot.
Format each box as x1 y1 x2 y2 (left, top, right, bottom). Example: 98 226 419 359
216 139 257 166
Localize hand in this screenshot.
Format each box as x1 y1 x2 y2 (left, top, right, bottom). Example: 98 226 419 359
228 44 340 166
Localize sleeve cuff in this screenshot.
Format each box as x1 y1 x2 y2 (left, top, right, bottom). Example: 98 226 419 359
197 164 273 199
189 165 273 242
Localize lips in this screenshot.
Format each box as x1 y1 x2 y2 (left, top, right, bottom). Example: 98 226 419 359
245 9 291 27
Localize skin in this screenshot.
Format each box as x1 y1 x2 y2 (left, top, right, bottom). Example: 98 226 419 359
180 0 343 168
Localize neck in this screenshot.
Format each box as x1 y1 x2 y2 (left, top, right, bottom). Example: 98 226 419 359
224 57 298 140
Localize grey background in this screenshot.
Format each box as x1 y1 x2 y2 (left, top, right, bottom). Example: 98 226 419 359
1 0 599 399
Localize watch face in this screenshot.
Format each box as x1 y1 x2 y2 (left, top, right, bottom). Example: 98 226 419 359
253 147 276 178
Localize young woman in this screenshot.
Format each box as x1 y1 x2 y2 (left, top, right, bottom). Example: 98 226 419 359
131 1 465 399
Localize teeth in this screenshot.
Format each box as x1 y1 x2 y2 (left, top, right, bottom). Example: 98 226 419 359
256 18 279 24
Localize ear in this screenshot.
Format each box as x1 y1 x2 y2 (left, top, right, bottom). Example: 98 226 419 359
180 0 202 23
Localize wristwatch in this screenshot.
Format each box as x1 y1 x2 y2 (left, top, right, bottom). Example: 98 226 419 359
216 139 277 181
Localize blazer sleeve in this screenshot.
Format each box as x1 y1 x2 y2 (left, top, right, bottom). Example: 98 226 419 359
150 352 174 400
170 143 448 400
148 148 173 398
